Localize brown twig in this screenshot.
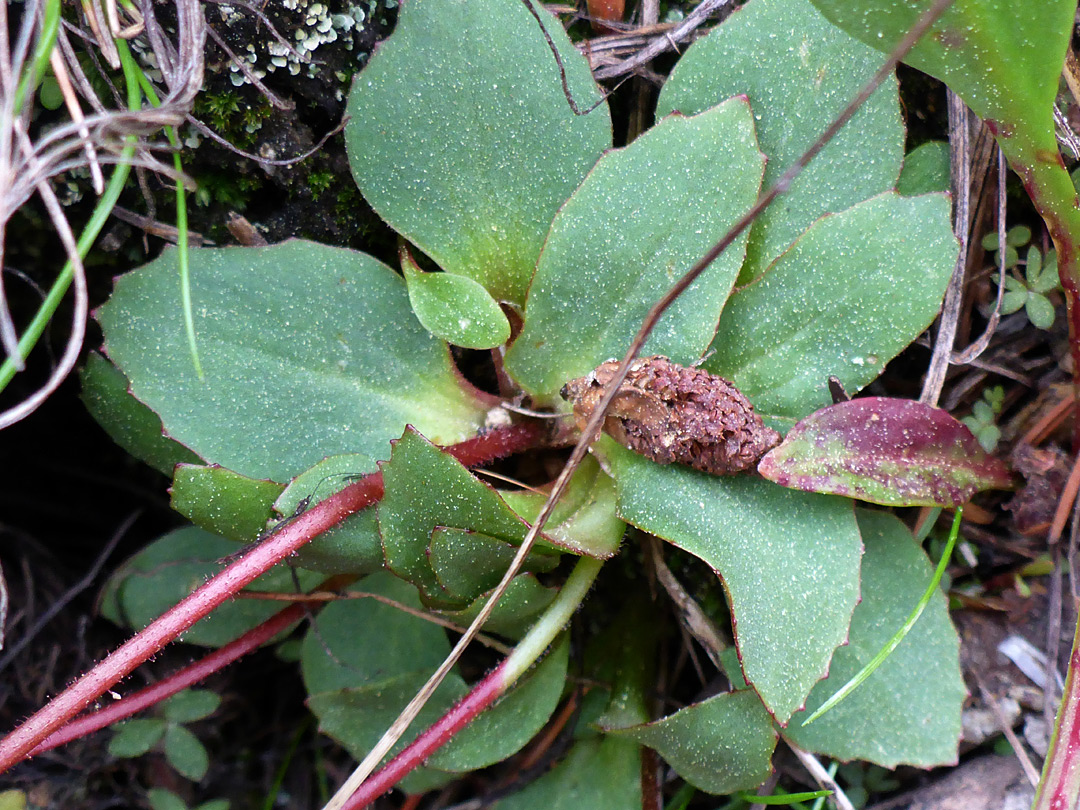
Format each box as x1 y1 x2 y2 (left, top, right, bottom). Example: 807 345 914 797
186 114 348 167
952 147 1007 365
646 535 728 669
922 91 974 406
591 0 736 80
1049 452 1080 546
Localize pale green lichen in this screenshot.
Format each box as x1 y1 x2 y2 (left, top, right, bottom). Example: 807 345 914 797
221 0 373 92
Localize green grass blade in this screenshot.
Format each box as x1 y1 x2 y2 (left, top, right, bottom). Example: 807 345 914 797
0 32 140 394
801 507 962 726
737 789 833 805
13 0 61 115
121 44 203 379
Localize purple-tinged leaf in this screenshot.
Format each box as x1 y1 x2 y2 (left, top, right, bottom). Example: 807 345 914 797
758 397 1013 506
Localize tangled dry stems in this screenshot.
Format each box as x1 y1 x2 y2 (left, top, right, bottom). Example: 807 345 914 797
0 0 205 428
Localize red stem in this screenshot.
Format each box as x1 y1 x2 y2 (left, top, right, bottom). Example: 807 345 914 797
31 603 307 756
1035 613 1080 809
341 660 510 810
28 573 357 757
0 422 545 773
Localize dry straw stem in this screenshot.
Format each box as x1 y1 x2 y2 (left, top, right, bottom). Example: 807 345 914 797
0 0 204 429
325 0 957 806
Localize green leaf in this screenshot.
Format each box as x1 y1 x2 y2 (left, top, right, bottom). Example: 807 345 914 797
170 465 284 543
705 193 957 419
506 99 764 396
80 353 202 476
302 573 450 695
0 791 26 810
109 718 166 758
1006 225 1033 247
971 400 993 423
808 0 1073 142
758 397 1015 506
100 526 318 647
975 424 1000 453
607 690 777 794
656 0 903 280
433 574 558 640
306 673 453 789
601 438 861 723
162 689 222 724
489 736 642 810
1031 251 1060 294
402 257 511 350
163 724 209 781
97 240 488 483
897 141 951 196
1025 246 1044 282
378 427 541 606
429 528 559 604
1000 274 1026 292
274 454 384 575
147 789 187 810
500 455 626 559
427 636 570 772
1026 293 1057 329
1001 288 1028 314
1001 245 1021 269
303 574 567 777
346 0 610 304
785 510 965 767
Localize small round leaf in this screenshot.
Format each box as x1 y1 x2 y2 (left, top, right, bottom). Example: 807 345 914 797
108 718 166 758
163 724 210 781
1025 293 1056 329
403 263 510 350
162 689 222 724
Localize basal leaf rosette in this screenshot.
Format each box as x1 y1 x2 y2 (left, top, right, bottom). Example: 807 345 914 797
758 397 1014 506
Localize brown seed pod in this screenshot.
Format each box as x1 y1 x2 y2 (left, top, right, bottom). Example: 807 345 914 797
560 355 781 476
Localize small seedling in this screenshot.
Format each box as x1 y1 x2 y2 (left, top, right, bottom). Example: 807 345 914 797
961 385 1005 452
999 246 1060 330
983 227 1061 330
108 689 221 782
147 788 229 810
981 224 1032 270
